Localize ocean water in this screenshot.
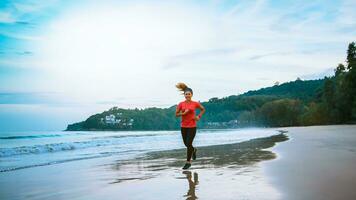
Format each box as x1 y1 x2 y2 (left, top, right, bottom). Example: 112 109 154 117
0 128 281 173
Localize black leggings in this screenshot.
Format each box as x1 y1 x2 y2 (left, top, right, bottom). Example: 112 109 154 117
181 127 197 161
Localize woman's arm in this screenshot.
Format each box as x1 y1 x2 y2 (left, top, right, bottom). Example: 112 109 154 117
175 106 182 117
195 103 205 121
175 105 189 117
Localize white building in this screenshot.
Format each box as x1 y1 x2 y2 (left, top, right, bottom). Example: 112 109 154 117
105 114 119 124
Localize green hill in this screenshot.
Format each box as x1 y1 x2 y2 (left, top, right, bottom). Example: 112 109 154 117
66 78 325 131
240 78 325 102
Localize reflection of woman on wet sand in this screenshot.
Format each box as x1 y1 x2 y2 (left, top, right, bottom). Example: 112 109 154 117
175 83 206 169
183 171 199 200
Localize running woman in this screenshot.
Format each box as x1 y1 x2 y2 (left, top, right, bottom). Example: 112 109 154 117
175 83 206 169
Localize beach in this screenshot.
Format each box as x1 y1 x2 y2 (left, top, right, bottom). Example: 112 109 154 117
263 125 356 200
1 125 355 199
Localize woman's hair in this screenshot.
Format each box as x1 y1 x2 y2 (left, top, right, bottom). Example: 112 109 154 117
175 82 193 95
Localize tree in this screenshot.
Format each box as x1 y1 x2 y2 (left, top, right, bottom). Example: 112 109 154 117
257 99 303 127
345 42 356 121
322 77 335 110
346 42 356 70
334 63 345 76
299 102 329 125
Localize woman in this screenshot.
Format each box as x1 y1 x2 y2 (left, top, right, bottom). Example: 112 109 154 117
175 83 206 169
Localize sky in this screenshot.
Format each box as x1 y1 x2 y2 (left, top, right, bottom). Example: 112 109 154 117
0 0 355 131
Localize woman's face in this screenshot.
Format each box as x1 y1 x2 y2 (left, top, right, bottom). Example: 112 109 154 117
184 91 192 100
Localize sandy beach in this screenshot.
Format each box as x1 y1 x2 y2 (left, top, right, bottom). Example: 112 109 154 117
1 125 355 200
263 125 356 200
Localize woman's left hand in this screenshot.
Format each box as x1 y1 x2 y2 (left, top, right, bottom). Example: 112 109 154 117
194 116 200 121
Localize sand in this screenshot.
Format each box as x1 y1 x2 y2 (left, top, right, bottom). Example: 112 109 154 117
263 125 356 200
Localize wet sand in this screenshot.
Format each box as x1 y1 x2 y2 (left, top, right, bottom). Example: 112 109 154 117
77 132 289 200
263 125 356 200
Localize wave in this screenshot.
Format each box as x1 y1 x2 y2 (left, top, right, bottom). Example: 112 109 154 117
0 134 63 140
0 150 133 173
0 132 176 157
0 139 116 157
92 132 175 140
0 131 175 140
0 155 106 173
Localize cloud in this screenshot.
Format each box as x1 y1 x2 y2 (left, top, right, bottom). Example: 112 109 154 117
162 48 237 69
16 50 32 55
0 50 33 56
300 67 335 80
249 52 286 61
0 0 59 23
0 103 113 131
0 11 15 23
337 0 356 26
0 92 64 105
15 21 31 25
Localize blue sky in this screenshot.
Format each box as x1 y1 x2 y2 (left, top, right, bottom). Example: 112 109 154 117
0 0 355 131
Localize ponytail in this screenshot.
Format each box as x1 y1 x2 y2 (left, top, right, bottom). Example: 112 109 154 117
175 82 193 95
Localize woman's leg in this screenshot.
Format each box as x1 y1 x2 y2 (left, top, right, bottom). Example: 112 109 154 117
184 127 196 161
181 127 189 148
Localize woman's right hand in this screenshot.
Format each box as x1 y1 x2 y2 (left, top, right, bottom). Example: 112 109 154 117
181 109 189 116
